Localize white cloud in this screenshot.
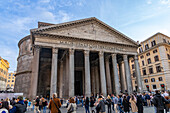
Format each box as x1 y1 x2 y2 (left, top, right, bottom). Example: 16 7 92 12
160 0 170 6
147 0 152 4
39 0 51 3
58 10 73 22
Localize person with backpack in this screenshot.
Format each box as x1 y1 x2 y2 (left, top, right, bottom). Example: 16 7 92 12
96 95 106 113
136 94 144 113
10 96 26 113
84 97 90 113
145 93 151 107
122 95 130 113
151 90 169 113
67 97 77 113
48 93 61 113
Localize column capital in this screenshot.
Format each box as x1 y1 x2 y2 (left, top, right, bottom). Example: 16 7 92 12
84 50 90 56
52 47 58 54
69 48 75 55
134 55 138 60
111 53 117 57
123 54 128 61
99 51 104 57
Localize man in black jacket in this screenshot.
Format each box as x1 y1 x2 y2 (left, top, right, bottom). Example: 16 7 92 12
151 90 169 113
10 96 26 113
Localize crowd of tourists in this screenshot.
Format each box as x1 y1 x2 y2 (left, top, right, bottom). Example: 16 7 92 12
0 90 170 113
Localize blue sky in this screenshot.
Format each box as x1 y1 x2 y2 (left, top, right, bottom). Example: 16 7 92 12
0 0 170 72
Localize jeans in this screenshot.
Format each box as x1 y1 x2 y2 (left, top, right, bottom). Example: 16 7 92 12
43 106 46 113
118 106 124 113
85 105 90 113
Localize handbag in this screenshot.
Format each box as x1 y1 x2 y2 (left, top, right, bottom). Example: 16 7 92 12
52 99 61 113
67 103 74 113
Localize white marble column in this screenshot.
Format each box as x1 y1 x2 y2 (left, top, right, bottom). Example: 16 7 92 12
123 55 133 95
118 61 126 93
69 49 75 97
65 54 69 98
105 56 112 95
50 48 58 97
84 50 91 97
99 51 107 96
112 54 120 95
30 45 40 99
91 67 96 96
95 65 100 94
59 61 64 98
134 55 143 93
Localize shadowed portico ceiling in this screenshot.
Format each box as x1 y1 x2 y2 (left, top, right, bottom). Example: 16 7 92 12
31 17 139 47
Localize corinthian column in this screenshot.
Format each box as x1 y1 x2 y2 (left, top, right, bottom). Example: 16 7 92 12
99 51 107 96
105 56 112 95
95 65 100 94
59 61 64 98
84 50 91 97
134 55 143 93
69 49 75 97
30 45 40 99
123 55 132 95
112 54 120 95
50 48 58 97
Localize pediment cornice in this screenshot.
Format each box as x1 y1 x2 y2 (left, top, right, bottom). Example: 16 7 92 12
31 17 139 46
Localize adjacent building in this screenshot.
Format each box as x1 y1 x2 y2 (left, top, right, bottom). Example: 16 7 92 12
0 57 9 91
130 33 170 91
6 72 16 91
15 17 143 98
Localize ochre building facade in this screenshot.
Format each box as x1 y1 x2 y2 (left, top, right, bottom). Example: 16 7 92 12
15 17 143 98
130 33 170 91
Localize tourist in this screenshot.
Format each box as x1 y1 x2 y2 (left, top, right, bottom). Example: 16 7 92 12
151 90 169 113
90 96 95 113
145 93 151 106
136 94 144 113
2 98 9 111
42 98 48 113
24 99 28 111
85 97 90 113
27 100 31 111
96 95 106 113
122 96 130 113
48 93 61 113
129 95 138 113
34 96 40 113
111 94 118 113
106 95 112 113
10 96 26 113
67 97 77 113
39 97 43 111
117 95 123 113
32 99 35 111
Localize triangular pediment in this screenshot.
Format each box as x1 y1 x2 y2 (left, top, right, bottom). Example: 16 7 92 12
32 17 138 46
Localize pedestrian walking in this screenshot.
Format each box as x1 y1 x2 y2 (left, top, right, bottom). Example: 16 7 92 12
85 97 90 113
122 96 130 113
151 90 169 113
67 97 77 113
136 94 144 113
48 93 61 113
111 94 118 113
10 96 26 113
42 98 48 113
96 95 106 113
90 96 95 113
34 96 40 113
129 95 138 113
106 95 112 113
117 95 124 113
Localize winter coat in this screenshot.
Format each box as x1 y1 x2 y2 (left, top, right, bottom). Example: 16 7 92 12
137 95 144 113
10 100 26 113
67 103 77 113
48 98 61 113
122 99 130 112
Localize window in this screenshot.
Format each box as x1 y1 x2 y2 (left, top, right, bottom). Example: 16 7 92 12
151 40 156 47
151 78 155 82
132 64 134 69
132 71 136 77
156 65 162 72
13 74 15 76
9 74 11 76
153 85 157 89
154 55 159 62
7 84 10 87
8 77 10 79
135 81 137 84
146 52 150 56
145 44 149 50
144 79 148 83
147 58 152 64
142 61 145 66
139 47 143 53
167 54 170 60
163 39 166 43
158 77 163 81
140 55 144 59
149 67 153 74
142 68 146 75
11 84 13 86
12 80 14 82
8 80 10 82
153 49 157 53
12 77 14 79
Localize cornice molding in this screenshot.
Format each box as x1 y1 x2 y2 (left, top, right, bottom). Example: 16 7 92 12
18 35 30 48
15 70 32 76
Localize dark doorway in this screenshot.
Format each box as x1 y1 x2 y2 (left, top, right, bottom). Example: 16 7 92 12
75 71 83 96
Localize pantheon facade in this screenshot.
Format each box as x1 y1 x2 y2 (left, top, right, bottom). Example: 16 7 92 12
15 17 143 99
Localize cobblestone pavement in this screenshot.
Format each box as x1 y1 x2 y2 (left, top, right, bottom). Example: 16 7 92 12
26 106 155 113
